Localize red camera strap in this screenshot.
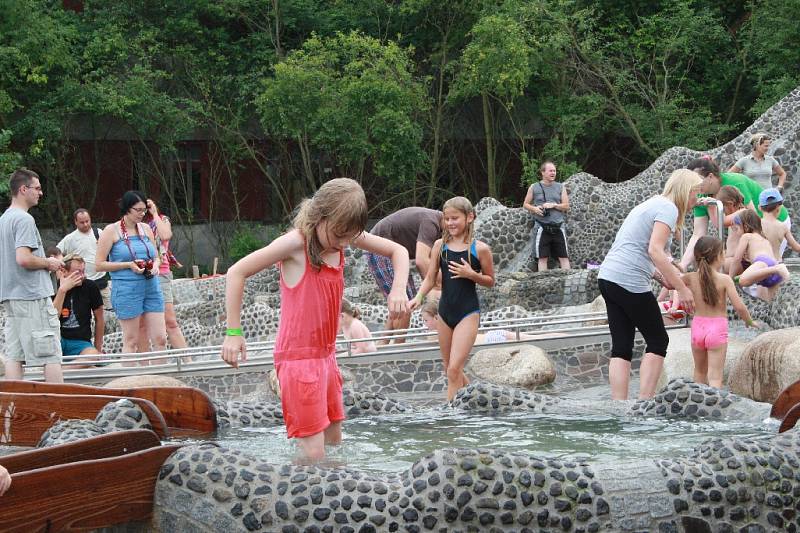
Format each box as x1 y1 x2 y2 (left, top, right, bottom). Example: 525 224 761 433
119 218 152 263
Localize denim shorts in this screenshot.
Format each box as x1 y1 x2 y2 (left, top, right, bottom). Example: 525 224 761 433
111 276 165 320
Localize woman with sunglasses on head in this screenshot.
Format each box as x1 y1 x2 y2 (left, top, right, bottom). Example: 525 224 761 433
96 191 166 362
729 132 787 191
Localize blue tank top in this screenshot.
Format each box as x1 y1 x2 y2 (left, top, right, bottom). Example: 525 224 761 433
109 224 157 281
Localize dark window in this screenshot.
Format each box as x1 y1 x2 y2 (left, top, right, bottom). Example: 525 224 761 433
170 145 202 219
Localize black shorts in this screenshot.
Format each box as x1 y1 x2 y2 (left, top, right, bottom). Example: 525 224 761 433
534 224 568 259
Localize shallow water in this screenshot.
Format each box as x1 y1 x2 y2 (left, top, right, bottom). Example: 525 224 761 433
196 409 775 475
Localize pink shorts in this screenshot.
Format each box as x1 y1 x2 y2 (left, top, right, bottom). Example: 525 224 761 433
691 316 728 350
275 353 345 439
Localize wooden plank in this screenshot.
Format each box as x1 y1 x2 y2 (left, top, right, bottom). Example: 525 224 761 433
0 393 169 446
0 380 217 433
2 430 161 474
771 379 800 419
0 444 180 532
780 403 800 433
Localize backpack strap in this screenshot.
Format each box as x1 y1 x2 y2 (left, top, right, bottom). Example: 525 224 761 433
92 226 100 240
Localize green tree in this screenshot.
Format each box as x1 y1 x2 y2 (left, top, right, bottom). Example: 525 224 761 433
450 13 533 198
257 31 427 197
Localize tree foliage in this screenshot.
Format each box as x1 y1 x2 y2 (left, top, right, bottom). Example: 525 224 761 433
0 0 796 224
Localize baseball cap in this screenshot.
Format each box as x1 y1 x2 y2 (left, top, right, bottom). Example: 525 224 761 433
759 187 783 207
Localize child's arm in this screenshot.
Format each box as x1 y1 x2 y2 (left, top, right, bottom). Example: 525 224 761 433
351 320 376 354
722 207 750 228
650 222 694 313
353 232 410 318
728 235 749 277
409 239 443 310
783 226 800 253
448 240 495 288
221 231 303 367
723 275 755 326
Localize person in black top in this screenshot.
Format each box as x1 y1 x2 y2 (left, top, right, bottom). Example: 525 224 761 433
53 254 104 365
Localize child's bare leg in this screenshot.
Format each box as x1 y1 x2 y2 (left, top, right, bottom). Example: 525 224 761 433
324 421 342 446
446 314 479 401
706 345 727 389
691 345 709 385
437 321 454 385
737 263 770 286
296 431 326 463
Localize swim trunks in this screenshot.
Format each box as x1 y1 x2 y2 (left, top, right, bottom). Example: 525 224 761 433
753 254 783 287
691 316 728 350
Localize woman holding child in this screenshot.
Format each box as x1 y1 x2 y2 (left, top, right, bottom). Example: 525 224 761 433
598 169 703 400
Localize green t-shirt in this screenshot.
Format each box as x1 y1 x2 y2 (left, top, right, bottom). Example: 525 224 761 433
693 172 788 222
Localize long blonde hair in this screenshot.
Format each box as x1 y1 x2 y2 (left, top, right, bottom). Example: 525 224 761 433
293 178 368 269
441 196 475 244
661 169 703 232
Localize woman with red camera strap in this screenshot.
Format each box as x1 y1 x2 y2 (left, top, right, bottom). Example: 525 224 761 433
96 190 166 361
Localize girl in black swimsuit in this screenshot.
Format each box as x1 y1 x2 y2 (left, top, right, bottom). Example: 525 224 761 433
409 197 495 401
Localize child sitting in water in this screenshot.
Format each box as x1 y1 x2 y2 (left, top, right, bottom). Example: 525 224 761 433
729 210 790 300
339 299 377 354
683 237 757 388
758 188 800 261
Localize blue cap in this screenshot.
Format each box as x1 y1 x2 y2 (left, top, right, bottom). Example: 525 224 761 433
759 187 783 207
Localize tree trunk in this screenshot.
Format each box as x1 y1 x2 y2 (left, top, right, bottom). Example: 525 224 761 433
482 92 497 198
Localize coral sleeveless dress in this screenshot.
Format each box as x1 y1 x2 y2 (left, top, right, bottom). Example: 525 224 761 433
274 247 346 438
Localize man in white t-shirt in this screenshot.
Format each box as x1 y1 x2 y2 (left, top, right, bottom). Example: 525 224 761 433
57 208 111 309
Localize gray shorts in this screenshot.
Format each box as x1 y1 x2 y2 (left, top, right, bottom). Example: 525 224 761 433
159 272 174 304
3 297 62 365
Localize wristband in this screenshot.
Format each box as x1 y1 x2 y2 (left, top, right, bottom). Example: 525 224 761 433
226 327 243 337
746 319 754 327
415 293 425 304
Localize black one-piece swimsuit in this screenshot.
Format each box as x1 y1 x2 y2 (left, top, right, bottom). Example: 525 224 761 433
438 240 482 329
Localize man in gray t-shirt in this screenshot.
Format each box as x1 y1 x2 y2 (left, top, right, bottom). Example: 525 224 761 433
0 168 65 382
523 161 571 271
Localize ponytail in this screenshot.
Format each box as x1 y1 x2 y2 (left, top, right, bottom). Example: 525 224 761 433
693 236 723 307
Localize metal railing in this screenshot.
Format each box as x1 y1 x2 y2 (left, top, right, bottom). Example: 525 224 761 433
21 308 688 380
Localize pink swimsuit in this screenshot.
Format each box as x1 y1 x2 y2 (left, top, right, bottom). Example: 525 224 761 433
274 247 345 438
690 315 728 350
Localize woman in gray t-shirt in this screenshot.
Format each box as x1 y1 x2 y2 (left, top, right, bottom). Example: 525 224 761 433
729 132 786 190
597 169 703 401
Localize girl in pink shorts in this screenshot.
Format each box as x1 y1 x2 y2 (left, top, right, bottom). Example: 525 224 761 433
221 178 410 462
682 237 758 388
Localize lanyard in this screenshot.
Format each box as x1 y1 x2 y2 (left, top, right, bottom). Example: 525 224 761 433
119 218 152 262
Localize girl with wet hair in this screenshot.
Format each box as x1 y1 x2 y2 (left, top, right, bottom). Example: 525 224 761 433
682 236 756 388
715 185 753 272
729 210 790 301
410 196 495 401
221 178 410 462
339 299 376 354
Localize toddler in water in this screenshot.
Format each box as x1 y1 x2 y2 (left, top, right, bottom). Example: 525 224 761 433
684 237 757 388
409 197 495 401
339 299 377 354
221 178 409 462
729 210 790 300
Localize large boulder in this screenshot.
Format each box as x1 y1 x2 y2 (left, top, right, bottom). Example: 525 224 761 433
466 344 555 389
729 327 800 402
104 375 189 388
656 328 749 391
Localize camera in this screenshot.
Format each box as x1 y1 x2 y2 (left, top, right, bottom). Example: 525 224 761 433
540 208 549 217
136 259 155 280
